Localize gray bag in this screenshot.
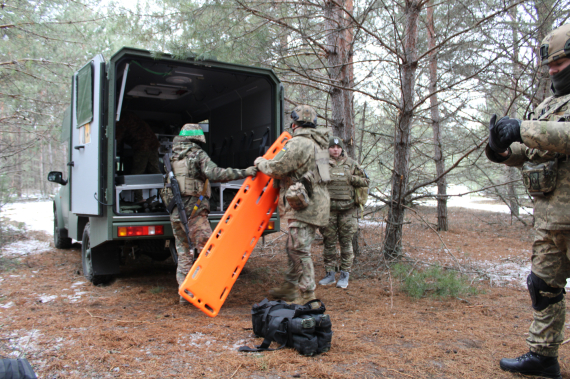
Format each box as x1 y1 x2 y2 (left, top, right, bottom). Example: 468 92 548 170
0 358 37 379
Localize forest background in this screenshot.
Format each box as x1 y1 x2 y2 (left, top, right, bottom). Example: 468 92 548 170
1 0 569 258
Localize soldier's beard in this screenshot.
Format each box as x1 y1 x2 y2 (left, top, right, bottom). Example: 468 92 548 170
551 63 570 96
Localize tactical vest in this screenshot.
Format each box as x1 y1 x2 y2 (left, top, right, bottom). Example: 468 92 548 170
327 159 354 201
168 146 211 198
520 93 570 196
533 93 570 122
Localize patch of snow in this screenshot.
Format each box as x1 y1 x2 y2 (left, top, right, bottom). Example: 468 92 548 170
469 257 570 289
359 220 385 228
2 200 53 235
0 301 14 309
7 329 42 357
38 294 57 303
178 332 217 348
71 281 86 287
1 240 50 257
418 185 533 215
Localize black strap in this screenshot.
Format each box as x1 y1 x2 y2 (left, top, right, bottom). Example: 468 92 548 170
239 315 290 352
293 299 326 317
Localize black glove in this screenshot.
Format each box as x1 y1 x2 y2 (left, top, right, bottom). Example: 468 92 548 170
488 114 505 153
496 116 522 148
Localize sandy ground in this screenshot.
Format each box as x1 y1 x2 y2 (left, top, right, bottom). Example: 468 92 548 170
0 201 569 378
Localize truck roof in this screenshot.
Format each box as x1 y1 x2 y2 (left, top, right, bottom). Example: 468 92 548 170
110 47 281 83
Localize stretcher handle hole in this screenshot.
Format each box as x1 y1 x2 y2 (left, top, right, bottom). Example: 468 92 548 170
225 215 231 224
250 237 256 246
234 199 241 209
256 179 271 204
258 221 265 231
183 289 194 299
205 245 213 257
205 304 214 313
192 266 201 279
242 252 247 260
232 266 239 277
220 287 228 300
216 230 222 238
243 185 250 193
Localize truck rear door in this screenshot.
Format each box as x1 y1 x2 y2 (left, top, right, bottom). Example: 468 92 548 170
70 54 106 216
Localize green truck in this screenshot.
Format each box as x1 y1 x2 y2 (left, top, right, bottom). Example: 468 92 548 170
48 47 283 285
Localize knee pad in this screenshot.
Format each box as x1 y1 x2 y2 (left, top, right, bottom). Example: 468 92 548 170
527 272 565 311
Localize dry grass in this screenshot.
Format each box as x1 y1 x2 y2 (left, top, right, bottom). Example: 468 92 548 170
0 206 567 378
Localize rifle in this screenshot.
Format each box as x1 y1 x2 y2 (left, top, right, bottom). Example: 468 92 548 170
163 153 194 265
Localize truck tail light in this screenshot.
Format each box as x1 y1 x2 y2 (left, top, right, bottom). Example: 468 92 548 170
265 221 275 230
117 225 164 237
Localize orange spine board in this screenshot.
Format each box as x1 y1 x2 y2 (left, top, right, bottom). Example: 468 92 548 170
179 131 292 317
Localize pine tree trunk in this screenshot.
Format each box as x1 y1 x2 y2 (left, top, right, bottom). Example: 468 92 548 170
325 0 345 140
383 0 422 260
341 0 355 159
533 0 555 106
16 127 22 198
427 0 447 231
506 3 520 218
48 141 54 195
40 143 45 197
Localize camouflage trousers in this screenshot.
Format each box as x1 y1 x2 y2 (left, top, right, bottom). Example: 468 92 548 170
527 229 570 357
131 150 160 202
320 207 358 272
284 220 317 293
171 208 212 287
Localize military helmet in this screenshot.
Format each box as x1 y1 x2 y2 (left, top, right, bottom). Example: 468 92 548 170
328 136 344 150
540 24 570 65
178 123 206 143
291 105 317 128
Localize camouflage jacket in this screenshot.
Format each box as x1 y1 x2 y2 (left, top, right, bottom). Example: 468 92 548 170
167 138 249 214
257 127 331 227
116 112 160 151
328 156 369 211
486 93 570 230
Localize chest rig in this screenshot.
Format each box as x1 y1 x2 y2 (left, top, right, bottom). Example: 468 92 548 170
522 94 570 196
169 145 211 198
327 158 353 201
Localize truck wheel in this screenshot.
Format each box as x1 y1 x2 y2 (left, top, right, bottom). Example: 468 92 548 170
82 222 112 285
53 206 72 249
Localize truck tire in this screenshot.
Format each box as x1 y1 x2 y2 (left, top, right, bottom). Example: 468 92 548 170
53 206 72 249
82 222 112 285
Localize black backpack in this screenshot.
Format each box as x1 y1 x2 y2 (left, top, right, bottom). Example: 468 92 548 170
238 298 333 356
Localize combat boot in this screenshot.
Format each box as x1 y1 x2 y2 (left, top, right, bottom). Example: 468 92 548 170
180 296 190 305
336 271 350 289
500 351 561 379
319 271 336 285
269 282 298 302
289 291 319 308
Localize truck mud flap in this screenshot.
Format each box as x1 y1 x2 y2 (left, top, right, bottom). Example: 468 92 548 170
179 132 292 317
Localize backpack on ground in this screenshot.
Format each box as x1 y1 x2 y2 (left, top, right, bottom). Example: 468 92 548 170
238 298 332 356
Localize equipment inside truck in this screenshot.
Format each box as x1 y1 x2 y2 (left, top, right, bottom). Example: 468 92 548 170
112 58 275 216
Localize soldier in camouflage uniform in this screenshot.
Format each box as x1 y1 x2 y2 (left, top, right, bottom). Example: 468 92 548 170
319 136 369 289
116 112 161 202
254 105 330 305
486 24 570 379
165 124 257 304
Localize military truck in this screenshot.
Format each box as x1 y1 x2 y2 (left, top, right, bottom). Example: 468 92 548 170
48 47 283 285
